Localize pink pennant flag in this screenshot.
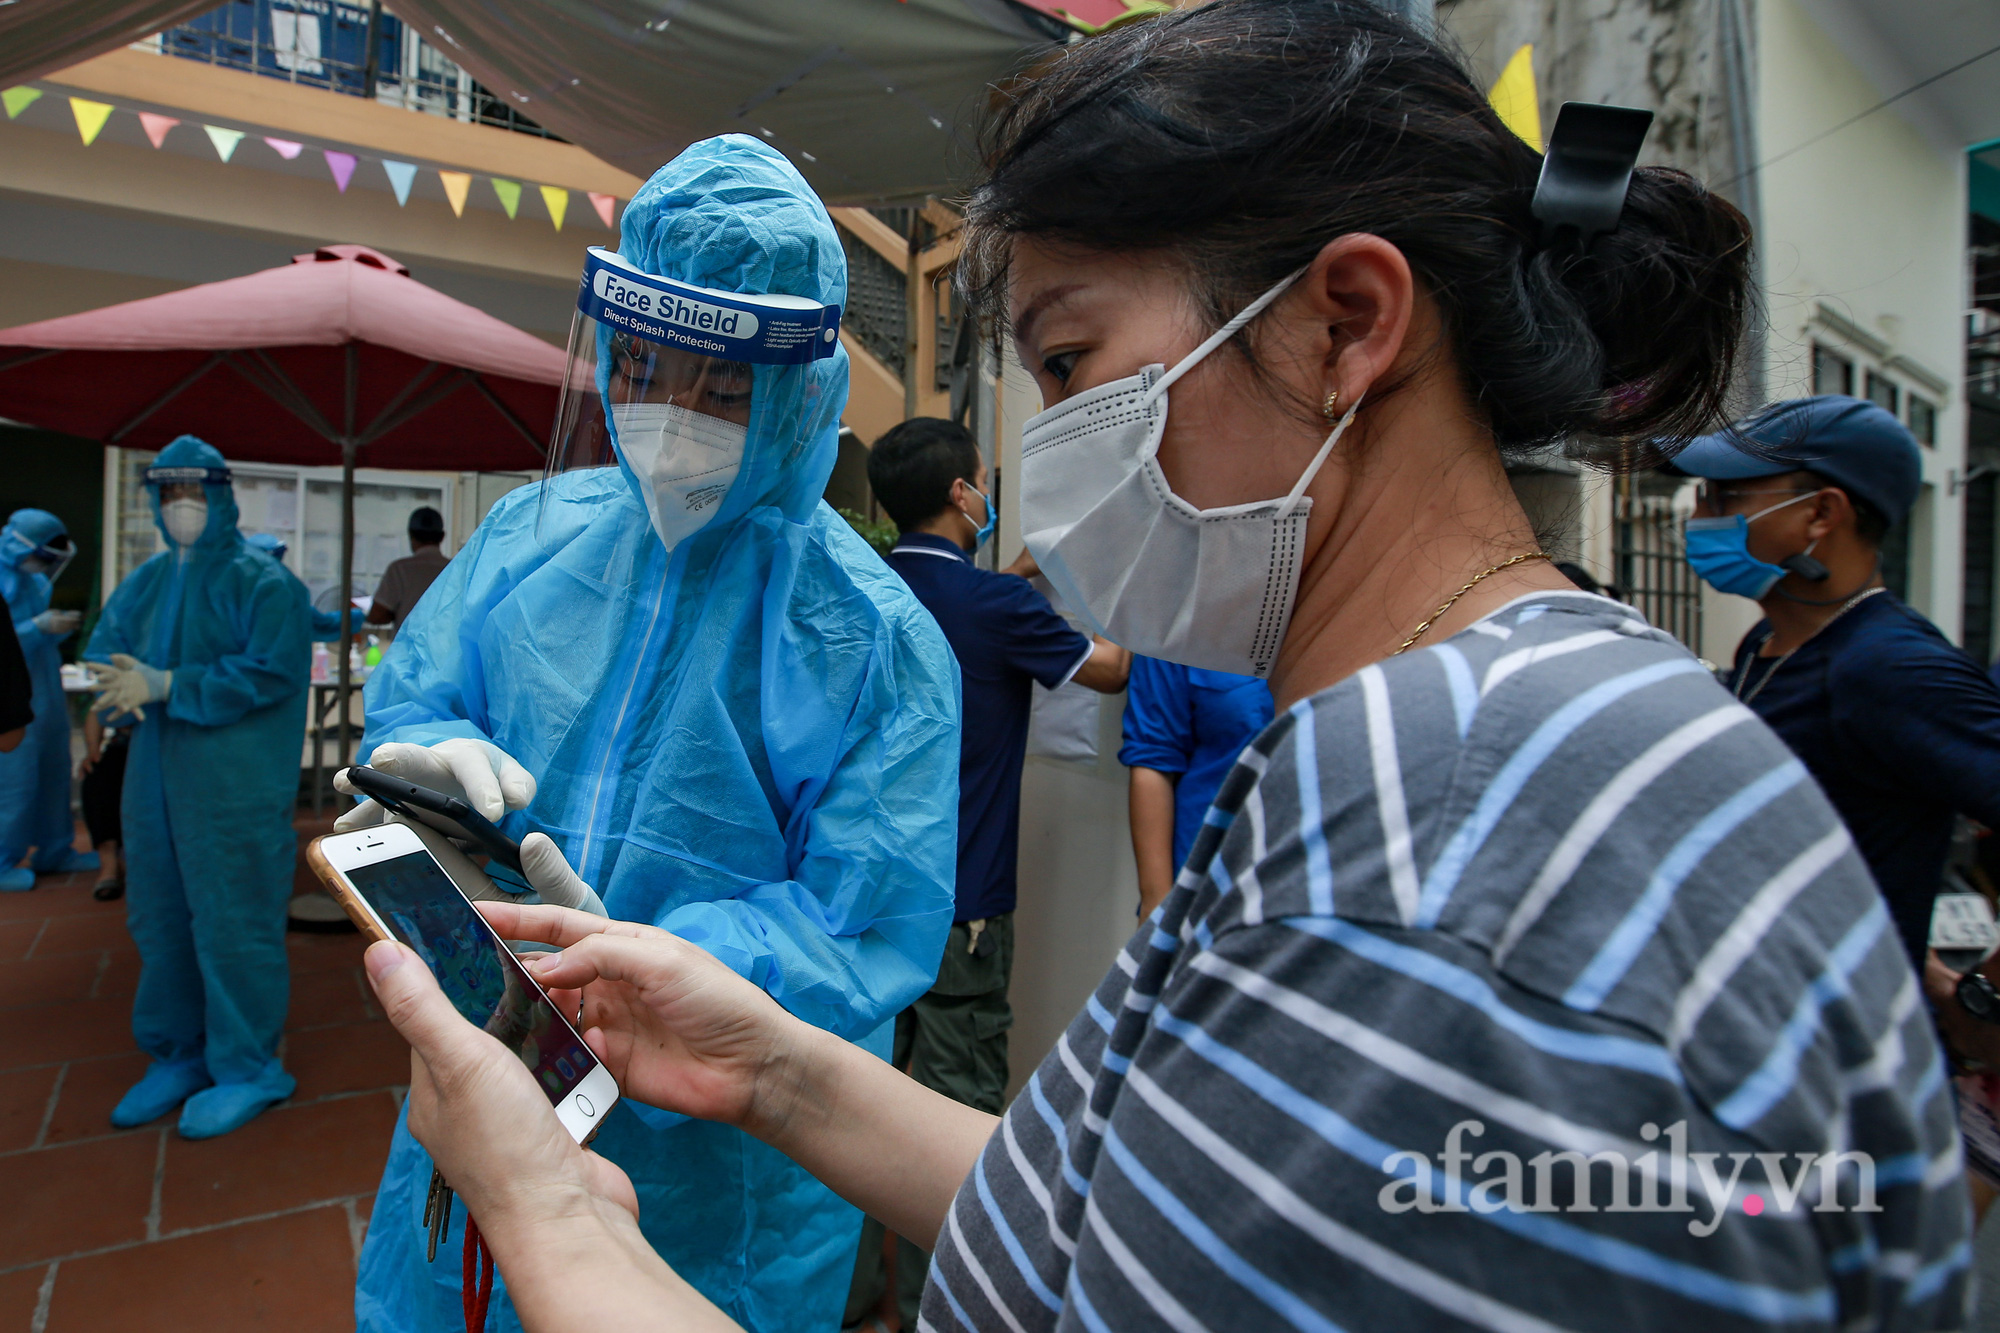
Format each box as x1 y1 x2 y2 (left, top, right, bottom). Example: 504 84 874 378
264 137 303 160
587 192 617 229
138 112 179 149
324 150 357 193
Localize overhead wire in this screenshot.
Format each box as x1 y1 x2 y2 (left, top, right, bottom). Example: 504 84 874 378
1719 39 2000 188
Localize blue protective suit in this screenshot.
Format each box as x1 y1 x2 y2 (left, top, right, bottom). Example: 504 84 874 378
242 532 358 640
352 136 959 1333
85 437 311 1087
0 509 79 873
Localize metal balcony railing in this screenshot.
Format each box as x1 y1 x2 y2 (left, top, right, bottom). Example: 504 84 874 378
144 0 559 140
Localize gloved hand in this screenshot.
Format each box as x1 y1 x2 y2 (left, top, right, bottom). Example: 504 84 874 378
516 832 608 917
333 738 536 832
88 654 171 721
31 609 80 638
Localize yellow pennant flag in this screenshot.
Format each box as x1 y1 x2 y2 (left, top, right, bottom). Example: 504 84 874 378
490 177 521 219
1488 45 1542 152
439 170 472 217
539 185 568 231
69 97 114 147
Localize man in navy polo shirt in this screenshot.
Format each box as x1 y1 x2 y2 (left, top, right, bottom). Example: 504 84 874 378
1671 395 2000 968
846 417 1127 1329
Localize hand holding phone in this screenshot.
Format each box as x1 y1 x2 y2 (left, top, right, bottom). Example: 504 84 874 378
340 763 524 874
362 939 642 1227
309 824 618 1141
476 901 797 1134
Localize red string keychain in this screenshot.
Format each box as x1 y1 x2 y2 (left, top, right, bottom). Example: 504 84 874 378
461 1216 495 1333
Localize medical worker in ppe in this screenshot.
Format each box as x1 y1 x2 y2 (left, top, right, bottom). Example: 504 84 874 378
347 134 959 1333
85 436 312 1138
243 533 362 641
0 509 91 890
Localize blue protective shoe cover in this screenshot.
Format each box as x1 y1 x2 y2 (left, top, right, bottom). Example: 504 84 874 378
0 867 32 892
34 849 99 873
177 1063 294 1139
111 1057 212 1127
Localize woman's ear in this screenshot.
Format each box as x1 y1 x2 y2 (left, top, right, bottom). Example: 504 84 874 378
1295 234 1415 403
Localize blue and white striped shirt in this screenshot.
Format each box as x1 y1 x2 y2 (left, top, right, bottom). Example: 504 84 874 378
923 592 1970 1330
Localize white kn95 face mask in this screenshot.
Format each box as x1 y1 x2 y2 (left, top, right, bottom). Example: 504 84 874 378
610 402 749 552
161 498 209 548
1017 270 1357 679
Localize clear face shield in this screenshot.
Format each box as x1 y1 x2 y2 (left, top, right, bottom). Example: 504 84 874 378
144 464 229 549
546 248 842 545
19 533 74 583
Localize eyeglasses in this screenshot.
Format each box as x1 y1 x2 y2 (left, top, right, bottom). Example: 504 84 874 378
607 331 753 402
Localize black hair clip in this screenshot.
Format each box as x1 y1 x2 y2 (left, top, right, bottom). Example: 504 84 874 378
1530 102 1655 251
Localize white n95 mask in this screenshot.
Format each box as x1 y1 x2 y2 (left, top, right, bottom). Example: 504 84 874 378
610 402 749 551
1018 271 1356 679
161 498 209 548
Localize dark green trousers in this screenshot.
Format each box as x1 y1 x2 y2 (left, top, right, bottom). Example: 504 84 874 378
843 914 1014 1329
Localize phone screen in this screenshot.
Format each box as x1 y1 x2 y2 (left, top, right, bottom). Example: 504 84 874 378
345 850 597 1106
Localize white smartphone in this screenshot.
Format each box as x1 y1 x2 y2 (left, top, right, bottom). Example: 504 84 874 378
309 821 619 1142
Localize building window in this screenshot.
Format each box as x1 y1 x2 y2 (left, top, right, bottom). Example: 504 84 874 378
1908 394 1937 446
1865 370 1901 417
1813 343 1853 397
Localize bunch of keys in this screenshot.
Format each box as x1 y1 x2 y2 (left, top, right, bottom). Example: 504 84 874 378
423 1166 454 1262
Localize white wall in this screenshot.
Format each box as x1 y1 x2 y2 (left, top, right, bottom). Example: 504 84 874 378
1756 0 1970 638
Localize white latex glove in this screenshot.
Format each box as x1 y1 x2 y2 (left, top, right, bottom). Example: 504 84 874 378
333 738 536 832
88 654 171 721
518 831 609 917
31 609 80 637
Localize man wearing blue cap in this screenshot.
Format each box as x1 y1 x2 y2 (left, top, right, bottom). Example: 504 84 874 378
1671 394 2000 965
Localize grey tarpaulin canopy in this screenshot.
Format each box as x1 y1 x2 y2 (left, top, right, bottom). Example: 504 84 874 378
0 0 1075 203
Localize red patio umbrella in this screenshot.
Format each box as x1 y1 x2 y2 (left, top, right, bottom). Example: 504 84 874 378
0 242 568 760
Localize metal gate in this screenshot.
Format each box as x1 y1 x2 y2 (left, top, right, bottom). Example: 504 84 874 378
1614 474 1703 650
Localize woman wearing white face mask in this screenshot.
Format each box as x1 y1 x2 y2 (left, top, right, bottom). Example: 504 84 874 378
350 3 1970 1327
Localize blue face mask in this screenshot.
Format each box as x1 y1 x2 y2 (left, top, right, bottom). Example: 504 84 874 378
960 486 996 552
1683 492 1812 599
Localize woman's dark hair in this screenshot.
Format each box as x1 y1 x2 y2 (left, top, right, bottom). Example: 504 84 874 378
960 0 1753 464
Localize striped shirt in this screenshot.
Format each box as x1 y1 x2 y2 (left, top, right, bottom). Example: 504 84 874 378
923 592 1970 1331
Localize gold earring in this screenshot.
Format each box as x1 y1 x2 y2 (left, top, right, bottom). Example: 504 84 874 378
1323 389 1341 423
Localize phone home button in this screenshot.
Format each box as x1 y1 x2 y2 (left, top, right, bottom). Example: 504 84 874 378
574 1095 595 1118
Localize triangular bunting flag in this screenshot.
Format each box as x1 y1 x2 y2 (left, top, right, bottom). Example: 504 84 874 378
325 150 357 193
588 192 617 230
438 170 472 217
2 87 42 120
204 125 245 162
138 112 178 148
264 136 303 159
539 185 569 231
490 177 521 219
1487 44 1542 152
68 97 113 146
382 160 417 206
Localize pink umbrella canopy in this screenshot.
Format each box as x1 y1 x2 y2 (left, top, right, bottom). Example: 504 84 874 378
0 244 565 471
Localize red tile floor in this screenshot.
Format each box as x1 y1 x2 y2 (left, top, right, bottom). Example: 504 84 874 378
0 814 406 1331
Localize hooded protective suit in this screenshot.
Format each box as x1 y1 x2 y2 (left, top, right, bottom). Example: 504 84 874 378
0 509 81 875
242 532 358 641
85 437 312 1095
353 136 958 1333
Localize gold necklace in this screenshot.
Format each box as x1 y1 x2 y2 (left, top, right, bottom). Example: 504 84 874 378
1393 552 1554 655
